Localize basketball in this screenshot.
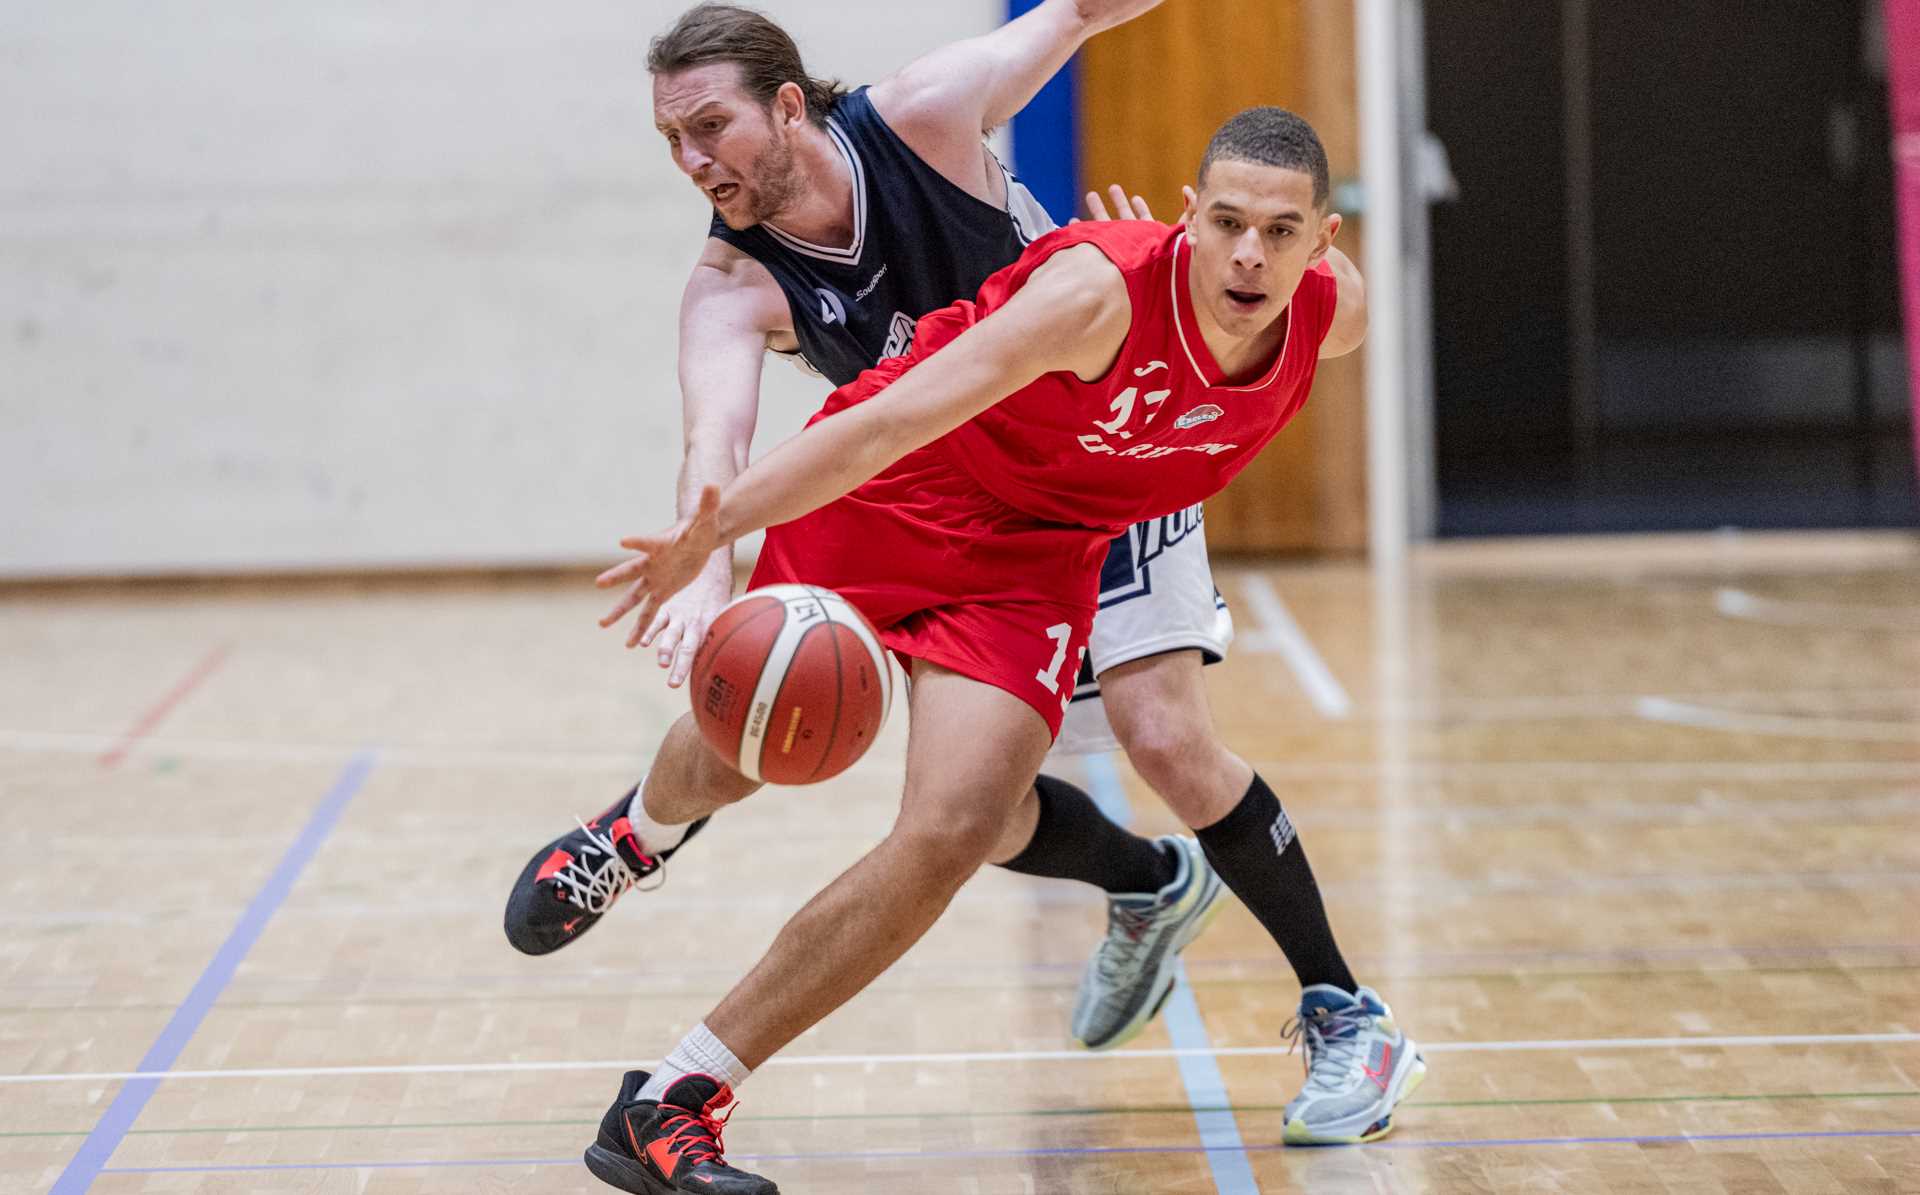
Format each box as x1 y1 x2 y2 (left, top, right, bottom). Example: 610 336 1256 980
689 583 894 785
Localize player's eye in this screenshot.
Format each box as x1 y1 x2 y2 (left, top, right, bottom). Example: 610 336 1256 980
701 119 725 133
1269 226 1292 239
1215 218 1238 232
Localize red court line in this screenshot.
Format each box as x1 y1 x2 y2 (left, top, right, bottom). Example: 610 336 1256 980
99 646 229 770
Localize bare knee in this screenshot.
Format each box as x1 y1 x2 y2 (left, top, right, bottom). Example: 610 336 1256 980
1104 678 1247 827
1108 690 1217 791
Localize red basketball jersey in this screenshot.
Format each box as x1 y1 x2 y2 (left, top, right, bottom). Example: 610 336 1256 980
816 220 1340 531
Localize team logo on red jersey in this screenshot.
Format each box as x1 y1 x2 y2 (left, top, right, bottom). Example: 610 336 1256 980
1173 404 1224 429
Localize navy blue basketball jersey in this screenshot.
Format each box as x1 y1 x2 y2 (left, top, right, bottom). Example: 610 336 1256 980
708 86 1054 387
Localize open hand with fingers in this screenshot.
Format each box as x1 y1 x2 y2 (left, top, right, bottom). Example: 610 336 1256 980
633 562 733 686
1079 183 1154 222
596 486 726 650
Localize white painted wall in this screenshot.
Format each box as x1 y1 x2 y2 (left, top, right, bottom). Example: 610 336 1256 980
0 0 1001 577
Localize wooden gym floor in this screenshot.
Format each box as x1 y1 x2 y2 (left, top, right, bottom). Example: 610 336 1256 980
4 531 1918 1193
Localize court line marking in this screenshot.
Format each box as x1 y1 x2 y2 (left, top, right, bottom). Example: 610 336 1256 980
1081 753 1133 825
12 1032 1920 1087
1084 752 1258 1195
1230 576 1352 717
15 1087 1918 1140
1634 696 1920 743
97 645 228 769
1715 587 1920 632
89 1127 1920 1174
46 750 377 1194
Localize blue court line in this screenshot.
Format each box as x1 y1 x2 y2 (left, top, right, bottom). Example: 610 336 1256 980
1082 754 1260 1195
1081 753 1134 825
95 1126 1920 1175
51 750 378 1194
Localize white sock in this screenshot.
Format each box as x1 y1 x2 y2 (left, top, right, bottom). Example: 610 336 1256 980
624 775 690 854
638 1022 751 1102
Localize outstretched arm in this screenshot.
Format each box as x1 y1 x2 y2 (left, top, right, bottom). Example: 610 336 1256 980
872 0 1166 135
598 238 790 679
597 245 1133 631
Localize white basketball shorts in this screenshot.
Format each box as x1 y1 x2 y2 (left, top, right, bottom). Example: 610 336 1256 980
1049 503 1233 758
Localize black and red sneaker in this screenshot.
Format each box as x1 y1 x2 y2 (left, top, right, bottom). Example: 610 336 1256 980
585 1070 777 1195
502 789 707 956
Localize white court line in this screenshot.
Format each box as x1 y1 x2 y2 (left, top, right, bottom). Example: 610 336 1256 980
1716 587 1920 632
1635 697 1920 744
1232 576 1352 717
1236 760 1920 780
7 1032 1917 1086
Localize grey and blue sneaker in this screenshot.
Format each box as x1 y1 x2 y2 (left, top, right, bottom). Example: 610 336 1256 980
1071 836 1226 1050
1281 984 1427 1144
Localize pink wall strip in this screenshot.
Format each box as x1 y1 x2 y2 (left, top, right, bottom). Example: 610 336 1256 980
1890 0 1920 464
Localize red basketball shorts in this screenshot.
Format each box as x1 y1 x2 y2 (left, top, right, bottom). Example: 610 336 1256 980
748 443 1107 739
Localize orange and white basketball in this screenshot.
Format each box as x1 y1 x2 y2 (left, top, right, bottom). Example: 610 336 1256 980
688 584 893 785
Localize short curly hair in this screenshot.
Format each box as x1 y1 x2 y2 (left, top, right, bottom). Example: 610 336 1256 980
1198 107 1330 210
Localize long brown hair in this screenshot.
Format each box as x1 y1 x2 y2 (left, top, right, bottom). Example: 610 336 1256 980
648 3 847 127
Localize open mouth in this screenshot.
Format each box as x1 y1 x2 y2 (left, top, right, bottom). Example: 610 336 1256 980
709 182 740 205
1224 288 1266 313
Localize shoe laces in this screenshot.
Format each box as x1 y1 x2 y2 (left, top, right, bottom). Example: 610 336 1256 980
549 817 660 913
658 1096 735 1168
1282 1005 1373 1095
1093 900 1159 980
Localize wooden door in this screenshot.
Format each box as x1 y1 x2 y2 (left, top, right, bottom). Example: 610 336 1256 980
1079 0 1366 552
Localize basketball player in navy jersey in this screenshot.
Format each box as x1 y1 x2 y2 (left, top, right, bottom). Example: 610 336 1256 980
507 1 1234 1052
577 107 1423 1194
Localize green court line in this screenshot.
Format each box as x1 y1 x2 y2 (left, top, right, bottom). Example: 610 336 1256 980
7 1089 1914 1140
7 960 1918 1016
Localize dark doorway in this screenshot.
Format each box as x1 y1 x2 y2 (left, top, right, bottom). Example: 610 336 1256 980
1425 0 1915 534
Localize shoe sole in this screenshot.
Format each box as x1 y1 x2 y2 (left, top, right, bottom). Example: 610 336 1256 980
584 1144 674 1194
1282 1048 1428 1146
1076 869 1229 1052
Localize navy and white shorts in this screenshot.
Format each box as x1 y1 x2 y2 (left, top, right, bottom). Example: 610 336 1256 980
1049 503 1233 758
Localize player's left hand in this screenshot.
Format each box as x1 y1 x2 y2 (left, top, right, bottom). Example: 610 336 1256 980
596 486 724 641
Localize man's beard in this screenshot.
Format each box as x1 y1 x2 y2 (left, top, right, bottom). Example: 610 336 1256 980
742 133 801 226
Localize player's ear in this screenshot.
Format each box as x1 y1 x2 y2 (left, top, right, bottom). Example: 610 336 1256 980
1310 211 1341 264
1180 184 1199 243
774 81 807 130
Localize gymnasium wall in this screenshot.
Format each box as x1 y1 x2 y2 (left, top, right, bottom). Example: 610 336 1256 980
0 0 1002 577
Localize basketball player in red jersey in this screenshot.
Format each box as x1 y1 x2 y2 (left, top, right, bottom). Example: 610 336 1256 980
576 109 1425 1195
505 3 1233 1058
513 7 1397 1130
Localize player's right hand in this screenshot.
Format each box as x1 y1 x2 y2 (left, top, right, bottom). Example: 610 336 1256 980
1080 184 1153 222
595 486 724 653
634 562 733 687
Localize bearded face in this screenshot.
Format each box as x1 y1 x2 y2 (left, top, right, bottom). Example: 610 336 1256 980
654 63 806 230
